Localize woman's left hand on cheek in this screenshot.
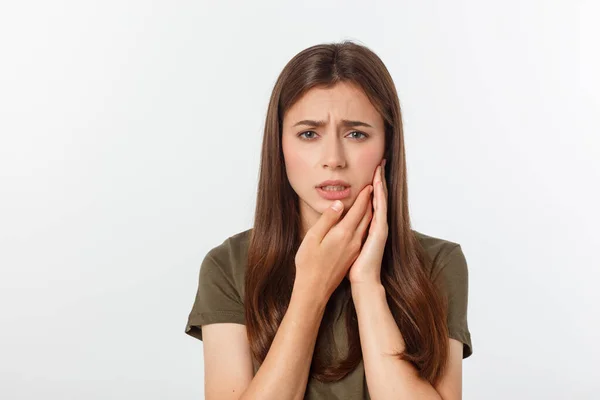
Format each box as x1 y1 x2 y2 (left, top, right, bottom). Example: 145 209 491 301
347 159 389 286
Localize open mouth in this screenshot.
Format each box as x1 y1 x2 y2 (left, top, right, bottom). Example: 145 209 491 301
316 186 351 200
319 185 349 191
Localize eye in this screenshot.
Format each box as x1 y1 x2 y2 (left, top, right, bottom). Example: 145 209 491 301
347 131 368 140
297 130 369 141
298 131 318 140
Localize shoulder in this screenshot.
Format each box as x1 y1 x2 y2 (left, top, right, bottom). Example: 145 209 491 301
186 229 253 340
411 229 466 281
413 230 472 357
206 228 253 262
202 228 253 290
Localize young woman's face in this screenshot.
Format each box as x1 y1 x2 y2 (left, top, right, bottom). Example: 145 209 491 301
281 81 386 233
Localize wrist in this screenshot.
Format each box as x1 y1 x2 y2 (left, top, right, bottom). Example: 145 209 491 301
291 282 330 311
351 280 385 298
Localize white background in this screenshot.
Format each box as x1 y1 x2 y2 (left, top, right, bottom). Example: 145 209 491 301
1 1 598 399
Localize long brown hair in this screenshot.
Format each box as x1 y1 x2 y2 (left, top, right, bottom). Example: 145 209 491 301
245 40 449 385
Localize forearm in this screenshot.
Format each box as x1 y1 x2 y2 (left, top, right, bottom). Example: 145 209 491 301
240 285 328 400
351 282 442 400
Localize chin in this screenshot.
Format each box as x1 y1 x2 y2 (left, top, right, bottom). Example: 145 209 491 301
301 188 356 215
317 196 352 214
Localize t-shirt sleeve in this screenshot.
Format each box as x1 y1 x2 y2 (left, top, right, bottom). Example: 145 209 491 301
184 247 246 341
431 244 473 358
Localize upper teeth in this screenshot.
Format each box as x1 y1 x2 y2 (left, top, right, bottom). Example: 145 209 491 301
321 185 347 191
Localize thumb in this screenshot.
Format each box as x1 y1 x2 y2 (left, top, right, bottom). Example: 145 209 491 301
309 200 344 241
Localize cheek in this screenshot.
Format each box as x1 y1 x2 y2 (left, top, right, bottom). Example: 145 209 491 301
355 148 383 182
283 148 303 177
282 142 313 188
283 137 314 170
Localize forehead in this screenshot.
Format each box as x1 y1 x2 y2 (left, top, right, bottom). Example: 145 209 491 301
283 82 383 129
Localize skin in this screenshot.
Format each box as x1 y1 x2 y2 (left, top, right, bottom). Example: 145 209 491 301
281 81 386 239
202 82 462 400
276 81 463 398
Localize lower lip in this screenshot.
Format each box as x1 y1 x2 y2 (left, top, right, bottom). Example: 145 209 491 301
316 186 351 200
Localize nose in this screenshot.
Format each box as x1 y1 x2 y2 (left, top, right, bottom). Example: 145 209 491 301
321 134 346 169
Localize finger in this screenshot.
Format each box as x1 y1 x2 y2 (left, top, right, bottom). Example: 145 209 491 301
335 184 373 233
354 197 373 243
373 182 378 211
377 180 388 217
369 165 381 213
372 164 382 187
382 159 388 199
309 199 345 241
372 161 388 227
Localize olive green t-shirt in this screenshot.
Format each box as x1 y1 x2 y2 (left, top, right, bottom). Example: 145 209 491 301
185 228 472 399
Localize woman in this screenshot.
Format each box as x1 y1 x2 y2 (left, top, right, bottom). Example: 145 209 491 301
185 41 473 400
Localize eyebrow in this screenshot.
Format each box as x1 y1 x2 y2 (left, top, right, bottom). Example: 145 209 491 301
292 119 374 128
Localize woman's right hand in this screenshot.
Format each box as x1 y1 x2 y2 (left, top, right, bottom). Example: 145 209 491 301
293 184 374 300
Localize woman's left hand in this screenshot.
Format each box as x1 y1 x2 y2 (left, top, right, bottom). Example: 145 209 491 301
347 158 389 285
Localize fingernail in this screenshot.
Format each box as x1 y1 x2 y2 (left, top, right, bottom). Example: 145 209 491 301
331 200 342 211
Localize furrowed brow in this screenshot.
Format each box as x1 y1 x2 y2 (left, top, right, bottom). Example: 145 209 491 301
292 119 373 128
